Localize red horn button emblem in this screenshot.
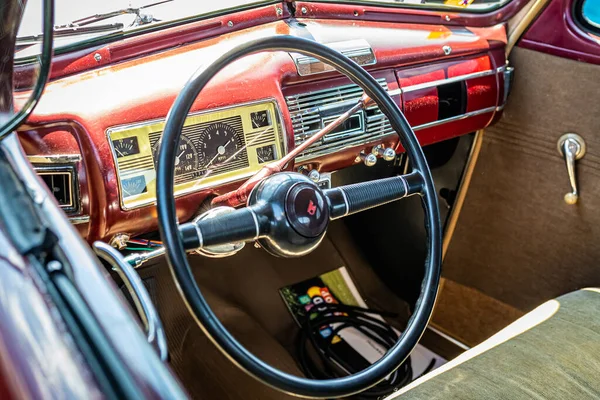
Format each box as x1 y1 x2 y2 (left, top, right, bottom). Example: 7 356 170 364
285 183 329 238
307 200 317 216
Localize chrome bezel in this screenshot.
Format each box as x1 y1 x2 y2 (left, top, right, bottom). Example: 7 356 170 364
29 155 81 214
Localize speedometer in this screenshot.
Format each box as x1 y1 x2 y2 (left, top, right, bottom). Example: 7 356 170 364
152 135 199 178
197 122 244 169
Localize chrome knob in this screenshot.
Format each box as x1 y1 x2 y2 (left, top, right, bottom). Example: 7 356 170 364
307 169 320 183
360 152 377 167
373 145 397 162
557 133 586 205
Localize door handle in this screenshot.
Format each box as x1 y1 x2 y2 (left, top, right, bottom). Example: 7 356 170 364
557 133 586 205
93 241 168 361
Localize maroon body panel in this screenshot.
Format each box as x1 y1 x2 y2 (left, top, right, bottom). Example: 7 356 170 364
0 232 103 399
293 1 529 27
519 0 600 64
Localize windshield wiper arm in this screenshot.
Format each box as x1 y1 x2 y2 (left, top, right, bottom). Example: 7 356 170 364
17 0 173 45
54 0 173 30
17 23 123 46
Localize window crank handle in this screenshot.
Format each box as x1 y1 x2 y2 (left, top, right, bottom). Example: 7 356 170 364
557 133 586 205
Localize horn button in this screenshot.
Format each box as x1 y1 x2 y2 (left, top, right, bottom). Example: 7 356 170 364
285 183 329 238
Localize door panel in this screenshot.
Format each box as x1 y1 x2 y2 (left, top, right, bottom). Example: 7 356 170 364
435 46 600 345
520 0 600 64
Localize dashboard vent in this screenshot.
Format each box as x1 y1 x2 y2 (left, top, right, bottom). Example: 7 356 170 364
35 165 78 213
285 78 393 159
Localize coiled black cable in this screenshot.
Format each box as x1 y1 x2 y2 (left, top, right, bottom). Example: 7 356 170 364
296 303 412 399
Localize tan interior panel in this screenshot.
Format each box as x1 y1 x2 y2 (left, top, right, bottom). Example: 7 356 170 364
436 47 600 344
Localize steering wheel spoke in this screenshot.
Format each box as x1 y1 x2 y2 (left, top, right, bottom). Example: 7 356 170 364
326 171 424 219
179 206 263 251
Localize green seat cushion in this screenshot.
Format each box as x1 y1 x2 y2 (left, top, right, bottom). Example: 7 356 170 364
389 289 600 399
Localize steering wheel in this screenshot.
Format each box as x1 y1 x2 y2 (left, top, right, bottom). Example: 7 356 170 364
156 36 441 398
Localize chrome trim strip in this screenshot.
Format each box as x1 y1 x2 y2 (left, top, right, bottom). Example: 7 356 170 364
291 39 377 77
387 88 402 97
399 174 409 198
402 69 497 93
69 215 90 225
337 187 350 217
413 106 497 131
248 208 260 240
194 224 204 249
27 154 82 164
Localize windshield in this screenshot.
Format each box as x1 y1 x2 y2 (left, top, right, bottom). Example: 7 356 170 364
17 0 511 60
16 0 271 59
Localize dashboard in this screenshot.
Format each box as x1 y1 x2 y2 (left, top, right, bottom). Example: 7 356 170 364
14 15 509 243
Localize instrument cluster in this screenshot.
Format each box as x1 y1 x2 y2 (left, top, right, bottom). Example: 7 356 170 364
108 100 285 210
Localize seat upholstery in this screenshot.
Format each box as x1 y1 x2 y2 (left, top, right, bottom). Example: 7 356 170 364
387 289 600 399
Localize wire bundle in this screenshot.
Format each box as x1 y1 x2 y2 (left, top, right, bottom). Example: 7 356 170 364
296 303 413 399
125 238 163 251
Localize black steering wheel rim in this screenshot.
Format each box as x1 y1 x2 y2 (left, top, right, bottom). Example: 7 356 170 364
157 36 441 398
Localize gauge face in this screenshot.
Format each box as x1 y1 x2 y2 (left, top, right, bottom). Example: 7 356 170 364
197 122 244 169
152 135 199 178
112 137 140 158
256 144 276 164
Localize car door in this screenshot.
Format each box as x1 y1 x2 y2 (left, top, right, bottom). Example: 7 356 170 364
435 0 600 346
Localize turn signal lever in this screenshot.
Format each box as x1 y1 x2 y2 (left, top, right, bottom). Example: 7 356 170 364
181 172 422 258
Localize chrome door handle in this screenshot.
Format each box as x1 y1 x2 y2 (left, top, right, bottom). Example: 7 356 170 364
93 241 168 361
557 133 586 205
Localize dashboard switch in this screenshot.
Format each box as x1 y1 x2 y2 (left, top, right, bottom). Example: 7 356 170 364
298 166 321 183
373 145 396 162
308 169 320 183
360 152 377 167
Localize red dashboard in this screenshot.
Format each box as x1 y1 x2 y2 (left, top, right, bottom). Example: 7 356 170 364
15 14 508 243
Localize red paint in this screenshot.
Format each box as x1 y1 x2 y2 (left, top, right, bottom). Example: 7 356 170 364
421 110 494 142
14 4 289 89
398 67 445 127
447 56 496 112
294 1 529 27
15 19 505 242
519 0 600 64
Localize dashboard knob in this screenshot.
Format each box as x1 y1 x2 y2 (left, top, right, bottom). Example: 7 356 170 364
382 148 396 162
298 166 321 183
373 145 396 162
360 152 378 167
308 169 321 183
